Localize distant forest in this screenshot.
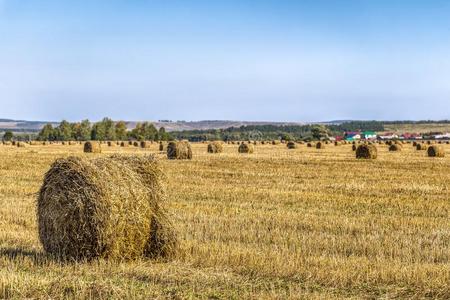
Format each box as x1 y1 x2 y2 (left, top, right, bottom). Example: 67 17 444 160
4 119 450 142
171 121 385 141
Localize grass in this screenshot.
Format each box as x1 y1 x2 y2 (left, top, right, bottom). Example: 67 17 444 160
0 142 449 299
384 123 450 133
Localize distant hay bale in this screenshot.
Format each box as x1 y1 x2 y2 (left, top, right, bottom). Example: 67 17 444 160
352 144 357 151
272 140 280 145
159 142 165 151
120 141 129 147
427 145 445 157
307 142 313 148
84 142 101 153
238 143 254 154
389 144 402 152
286 141 297 149
167 141 192 160
69 141 76 146
356 144 377 159
37 155 177 261
17 142 27 148
140 141 151 149
316 142 325 149
416 143 427 151
412 141 417 147
133 141 139 147
207 141 223 153
107 141 116 147
334 141 341 146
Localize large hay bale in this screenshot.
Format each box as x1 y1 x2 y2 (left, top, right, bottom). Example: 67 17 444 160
307 142 313 148
286 141 297 149
352 144 357 151
84 142 101 153
356 144 377 159
416 143 427 151
238 143 254 154
427 145 445 157
207 141 223 153
37 155 177 261
316 142 325 149
167 141 192 160
389 144 402 152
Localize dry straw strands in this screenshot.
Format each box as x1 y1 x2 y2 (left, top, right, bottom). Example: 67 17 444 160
84 142 101 153
207 141 224 153
167 141 193 160
238 143 254 154
356 144 377 159
427 145 445 157
37 154 177 261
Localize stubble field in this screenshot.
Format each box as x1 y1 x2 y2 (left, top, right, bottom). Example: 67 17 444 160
0 142 449 299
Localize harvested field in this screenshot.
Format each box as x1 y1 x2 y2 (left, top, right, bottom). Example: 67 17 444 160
0 143 449 299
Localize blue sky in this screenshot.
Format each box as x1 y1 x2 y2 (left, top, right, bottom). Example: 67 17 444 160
0 0 449 122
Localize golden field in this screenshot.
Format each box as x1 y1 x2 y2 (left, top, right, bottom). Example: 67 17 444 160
0 142 449 299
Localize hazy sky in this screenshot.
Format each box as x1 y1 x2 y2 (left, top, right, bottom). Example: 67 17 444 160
0 0 449 122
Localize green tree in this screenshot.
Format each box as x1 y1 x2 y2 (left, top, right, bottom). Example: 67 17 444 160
38 124 55 141
56 120 73 141
3 131 13 141
131 122 158 141
311 125 329 140
158 127 170 141
74 119 91 141
115 121 128 140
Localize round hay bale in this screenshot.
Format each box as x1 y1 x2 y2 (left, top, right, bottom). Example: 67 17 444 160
412 141 417 147
84 142 101 153
352 144 357 151
272 140 280 145
107 141 116 147
389 144 402 152
167 141 192 160
17 142 27 148
140 141 151 149
416 143 427 151
159 142 165 151
307 142 313 148
37 155 177 261
286 141 297 149
427 145 445 157
316 142 325 149
207 141 223 153
356 144 377 159
133 141 139 147
120 141 129 147
238 143 254 154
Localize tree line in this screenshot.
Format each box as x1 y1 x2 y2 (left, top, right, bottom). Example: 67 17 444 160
171 121 385 142
36 118 171 141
